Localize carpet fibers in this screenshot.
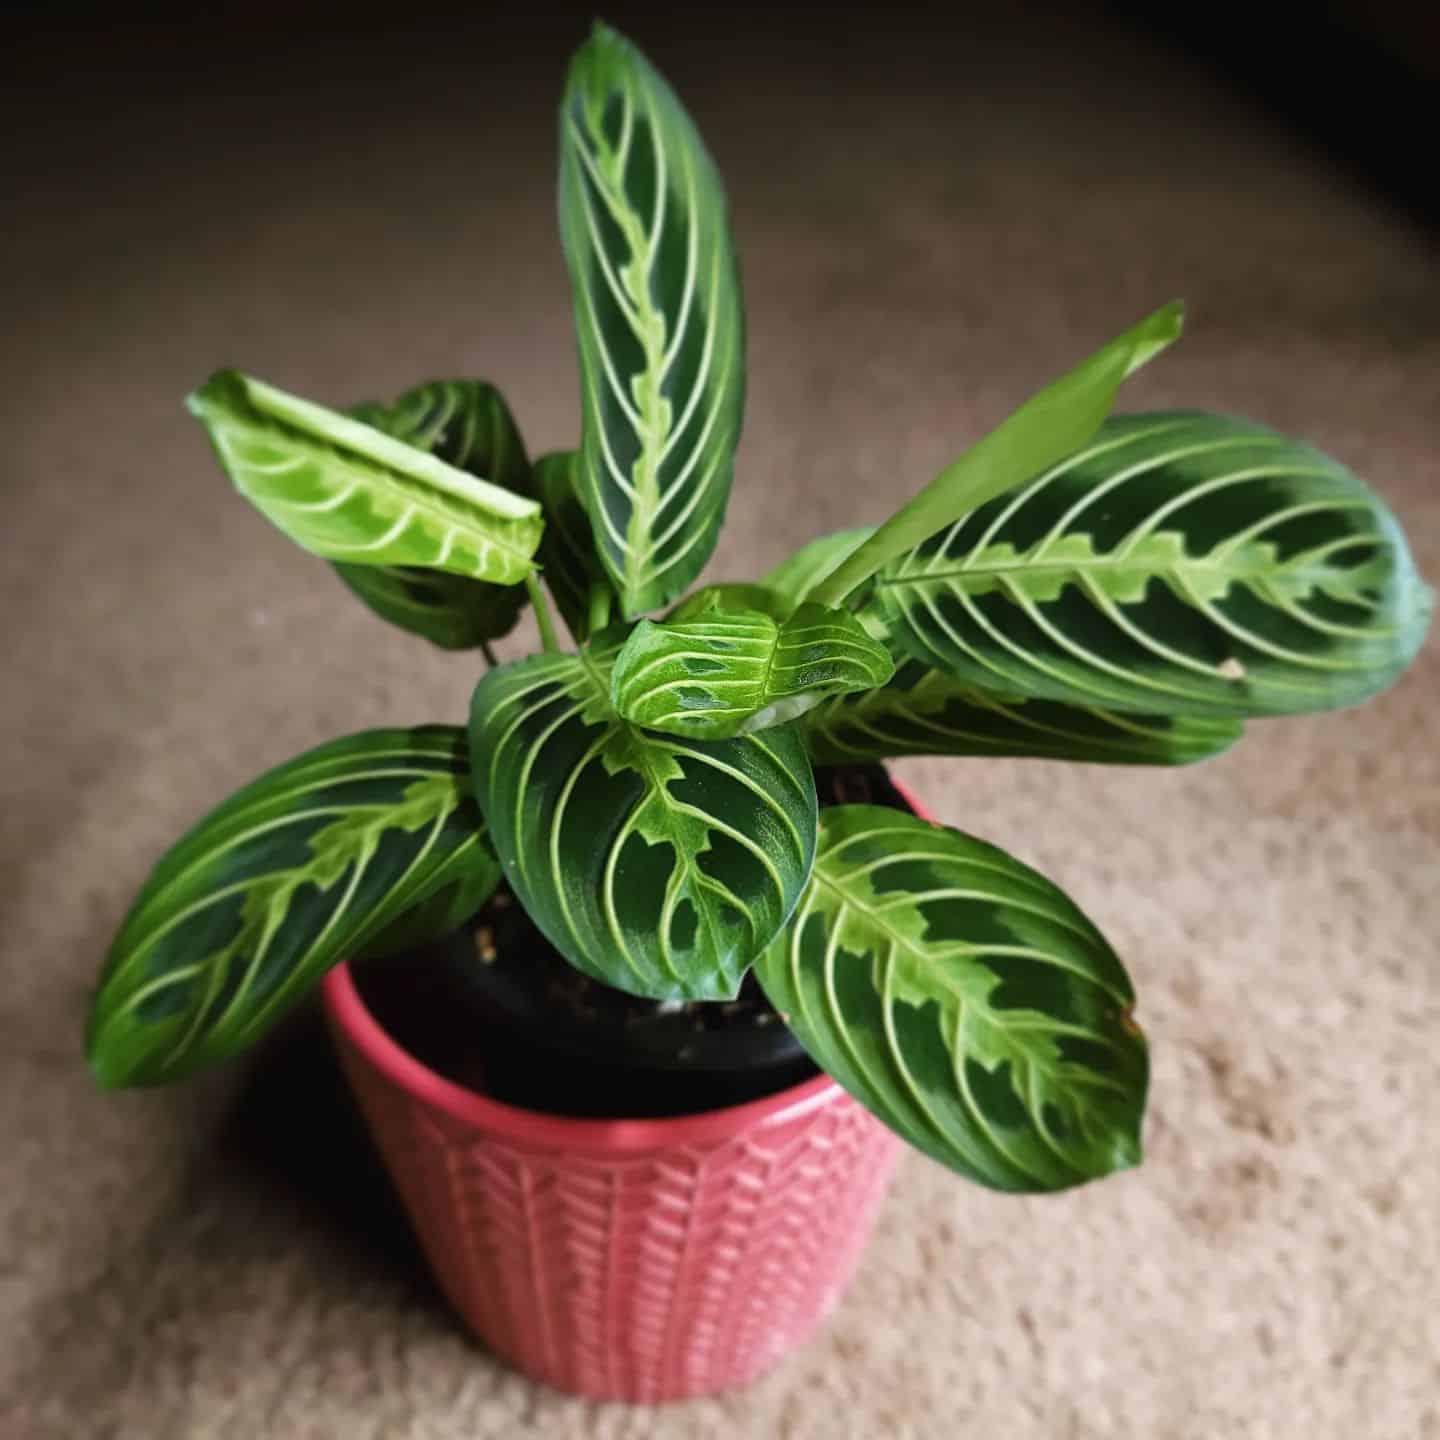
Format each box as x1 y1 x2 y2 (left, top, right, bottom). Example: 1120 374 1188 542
2 7 1436 1437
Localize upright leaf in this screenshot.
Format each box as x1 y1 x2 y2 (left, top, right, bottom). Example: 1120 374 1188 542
808 304 1184 608
560 23 746 617
188 371 543 583
612 602 895 739
755 806 1148 1193
802 659 1242 766
866 412 1433 717
762 527 875 614
87 728 500 1088
532 450 618 643
333 380 535 646
469 631 816 1001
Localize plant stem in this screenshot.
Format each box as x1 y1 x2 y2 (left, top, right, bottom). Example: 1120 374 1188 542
479 639 499 668
526 572 563 654
588 581 613 636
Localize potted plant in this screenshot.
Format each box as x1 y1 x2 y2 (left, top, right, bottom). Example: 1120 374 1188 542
86 20 1431 1407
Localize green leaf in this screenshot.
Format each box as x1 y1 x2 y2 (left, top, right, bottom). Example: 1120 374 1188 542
809 304 1183 608
333 564 528 650
611 602 896 739
865 412 1434 717
87 727 499 1088
532 450 618 643
351 378 534 494
560 22 746 618
468 630 816 1001
762 527 875 614
666 583 786 622
332 380 536 647
354 847 500 961
754 805 1147 1192
802 659 1242 766
188 371 543 584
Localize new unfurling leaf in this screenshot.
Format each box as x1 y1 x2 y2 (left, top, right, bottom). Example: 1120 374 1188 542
611 602 895 739
808 304 1184 608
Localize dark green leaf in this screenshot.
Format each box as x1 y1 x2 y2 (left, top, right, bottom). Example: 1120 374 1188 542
560 23 746 617
354 848 500 960
532 450 618 643
352 378 533 493
87 727 499 1088
865 412 1433 717
755 805 1148 1192
801 659 1242 766
332 380 536 647
188 371 542 583
612 602 895 739
333 564 527 650
469 630 816 1000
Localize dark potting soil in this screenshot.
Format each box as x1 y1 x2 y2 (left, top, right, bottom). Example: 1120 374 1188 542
351 763 914 1119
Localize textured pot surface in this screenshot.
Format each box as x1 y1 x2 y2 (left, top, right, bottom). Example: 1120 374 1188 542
322 962 901 1402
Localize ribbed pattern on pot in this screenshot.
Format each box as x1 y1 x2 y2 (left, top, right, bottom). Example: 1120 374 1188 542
333 1039 900 1402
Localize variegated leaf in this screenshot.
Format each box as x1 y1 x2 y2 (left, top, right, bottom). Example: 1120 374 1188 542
87 727 500 1088
611 602 895 739
350 378 532 493
865 413 1433 717
333 380 534 647
188 371 543 584
334 564 528 650
560 23 745 617
754 806 1148 1192
469 630 816 1000
802 659 1241 766
532 450 618 643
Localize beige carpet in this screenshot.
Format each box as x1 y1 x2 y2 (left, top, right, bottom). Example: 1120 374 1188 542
3 6 1437 1436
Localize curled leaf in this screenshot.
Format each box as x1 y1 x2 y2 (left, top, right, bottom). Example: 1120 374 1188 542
189 371 542 584
611 602 895 739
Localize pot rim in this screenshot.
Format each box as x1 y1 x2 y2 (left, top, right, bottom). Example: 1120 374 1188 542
321 775 928 1152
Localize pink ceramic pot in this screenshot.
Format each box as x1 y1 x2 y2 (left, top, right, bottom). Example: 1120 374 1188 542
320 783 924 1403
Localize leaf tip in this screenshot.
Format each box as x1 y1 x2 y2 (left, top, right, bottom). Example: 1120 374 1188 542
1124 300 1185 376
84 1026 133 1093
1112 1130 1145 1176
185 368 246 421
